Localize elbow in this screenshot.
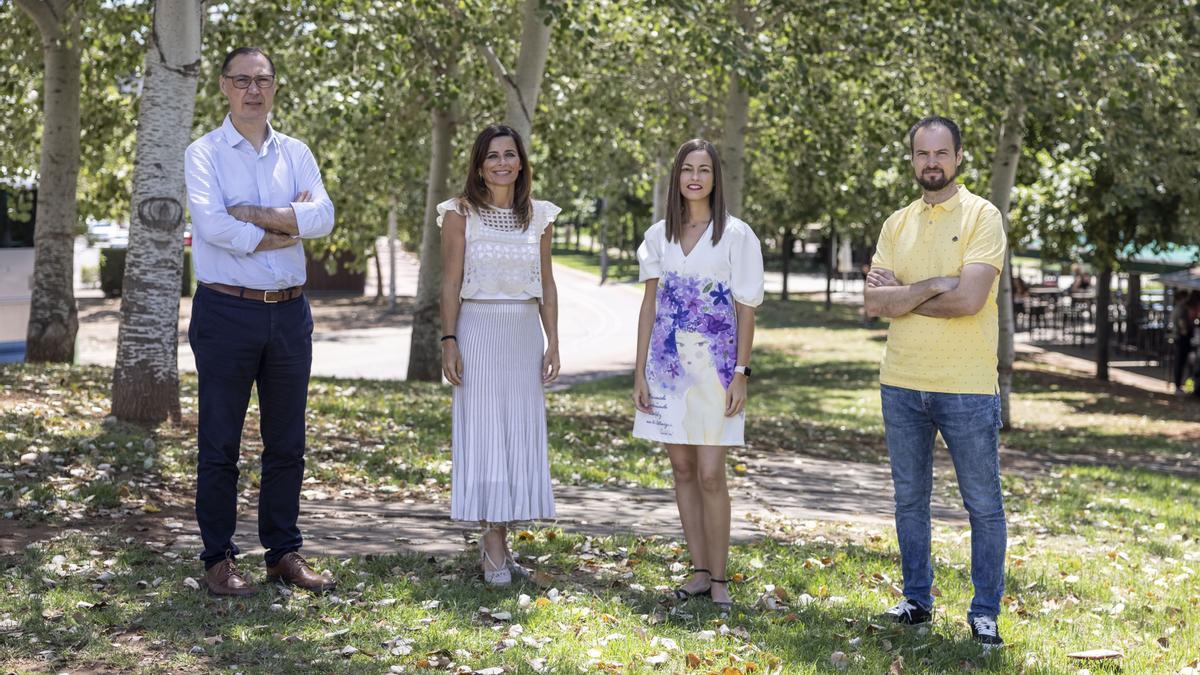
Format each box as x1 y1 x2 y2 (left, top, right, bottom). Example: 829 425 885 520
953 291 988 317
311 210 335 239
962 299 988 317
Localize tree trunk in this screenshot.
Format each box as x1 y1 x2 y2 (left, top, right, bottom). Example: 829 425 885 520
825 229 834 311
988 103 1024 428
1095 263 1113 381
111 0 203 423
780 228 793 301
598 215 609 285
387 201 397 312
373 251 383 301
720 0 751 217
1125 273 1142 348
17 0 82 363
651 159 669 223
483 0 552 144
406 103 457 381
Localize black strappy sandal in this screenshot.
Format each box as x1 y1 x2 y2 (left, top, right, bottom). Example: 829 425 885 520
672 568 712 601
709 578 734 611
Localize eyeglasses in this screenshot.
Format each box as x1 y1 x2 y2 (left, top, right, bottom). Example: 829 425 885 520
223 74 276 90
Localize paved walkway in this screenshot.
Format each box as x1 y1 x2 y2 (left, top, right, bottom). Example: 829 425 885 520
153 450 976 560
76 241 641 384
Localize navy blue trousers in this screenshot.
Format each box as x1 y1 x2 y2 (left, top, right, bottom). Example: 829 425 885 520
188 285 313 568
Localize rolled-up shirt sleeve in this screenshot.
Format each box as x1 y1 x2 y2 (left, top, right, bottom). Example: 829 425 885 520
184 143 264 255
290 143 335 239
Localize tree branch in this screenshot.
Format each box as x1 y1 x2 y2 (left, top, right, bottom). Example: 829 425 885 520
14 0 65 43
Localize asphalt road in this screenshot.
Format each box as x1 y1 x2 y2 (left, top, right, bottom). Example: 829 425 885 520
76 247 642 384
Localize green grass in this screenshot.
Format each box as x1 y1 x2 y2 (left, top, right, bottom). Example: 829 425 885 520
2 295 1198 673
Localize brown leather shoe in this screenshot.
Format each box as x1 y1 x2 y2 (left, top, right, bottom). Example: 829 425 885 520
204 558 258 597
265 552 336 592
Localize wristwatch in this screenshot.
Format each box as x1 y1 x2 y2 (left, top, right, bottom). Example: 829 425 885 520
734 365 751 378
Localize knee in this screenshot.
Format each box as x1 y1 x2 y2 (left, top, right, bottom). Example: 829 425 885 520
892 485 931 511
197 447 239 470
698 468 726 494
962 495 1006 521
671 460 698 485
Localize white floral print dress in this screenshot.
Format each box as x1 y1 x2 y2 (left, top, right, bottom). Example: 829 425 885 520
632 216 765 446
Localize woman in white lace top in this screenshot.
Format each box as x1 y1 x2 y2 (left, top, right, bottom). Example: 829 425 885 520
437 124 560 586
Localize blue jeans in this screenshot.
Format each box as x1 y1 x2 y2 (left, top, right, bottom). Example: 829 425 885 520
880 384 1006 619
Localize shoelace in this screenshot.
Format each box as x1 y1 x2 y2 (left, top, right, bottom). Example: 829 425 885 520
221 558 245 583
972 616 998 637
888 599 919 616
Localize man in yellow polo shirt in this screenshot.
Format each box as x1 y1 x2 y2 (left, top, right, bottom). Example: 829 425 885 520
865 116 1007 650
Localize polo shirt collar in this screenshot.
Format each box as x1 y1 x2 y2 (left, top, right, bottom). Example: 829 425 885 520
920 184 967 213
219 114 279 154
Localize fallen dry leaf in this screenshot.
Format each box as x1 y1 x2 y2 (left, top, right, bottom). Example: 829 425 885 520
1066 649 1123 660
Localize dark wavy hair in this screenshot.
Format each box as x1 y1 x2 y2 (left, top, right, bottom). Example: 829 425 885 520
460 124 533 230
665 138 727 245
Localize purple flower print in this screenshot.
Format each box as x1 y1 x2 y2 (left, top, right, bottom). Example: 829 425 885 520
708 283 731 307
647 271 739 391
702 313 731 336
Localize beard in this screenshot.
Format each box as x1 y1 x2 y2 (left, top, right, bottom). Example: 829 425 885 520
916 167 954 191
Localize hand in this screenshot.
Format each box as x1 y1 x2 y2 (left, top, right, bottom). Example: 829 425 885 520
294 190 311 203
725 373 748 417
254 231 301 252
866 268 899 288
442 340 464 385
632 374 652 413
542 344 560 384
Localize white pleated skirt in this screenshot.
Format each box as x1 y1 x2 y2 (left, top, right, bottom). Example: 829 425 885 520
450 300 556 523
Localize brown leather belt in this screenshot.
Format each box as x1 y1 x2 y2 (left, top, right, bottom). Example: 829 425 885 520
200 282 303 303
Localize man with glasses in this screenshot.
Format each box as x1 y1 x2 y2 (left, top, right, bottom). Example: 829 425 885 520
864 116 1008 649
184 46 336 596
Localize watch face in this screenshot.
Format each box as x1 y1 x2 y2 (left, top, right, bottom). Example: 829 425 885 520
744 367 752 377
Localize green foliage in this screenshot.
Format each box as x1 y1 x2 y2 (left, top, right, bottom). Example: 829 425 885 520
3 1 1198 267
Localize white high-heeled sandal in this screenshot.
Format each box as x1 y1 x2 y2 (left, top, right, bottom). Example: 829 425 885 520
504 549 531 578
480 527 511 586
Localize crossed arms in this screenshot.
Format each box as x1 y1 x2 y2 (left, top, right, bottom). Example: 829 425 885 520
864 263 999 319
184 142 335 254
229 193 311 252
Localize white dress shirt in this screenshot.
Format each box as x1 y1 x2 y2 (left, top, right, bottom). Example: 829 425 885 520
184 114 334 289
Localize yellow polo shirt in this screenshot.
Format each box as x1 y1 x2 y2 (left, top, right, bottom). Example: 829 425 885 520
871 185 1007 394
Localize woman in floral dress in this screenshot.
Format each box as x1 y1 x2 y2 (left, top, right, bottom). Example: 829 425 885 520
632 139 764 609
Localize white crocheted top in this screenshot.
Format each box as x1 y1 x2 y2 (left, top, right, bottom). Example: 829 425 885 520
437 198 560 301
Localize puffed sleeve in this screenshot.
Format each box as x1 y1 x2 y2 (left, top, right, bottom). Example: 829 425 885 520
535 200 562 235
436 198 464 228
637 221 665 281
730 220 765 307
